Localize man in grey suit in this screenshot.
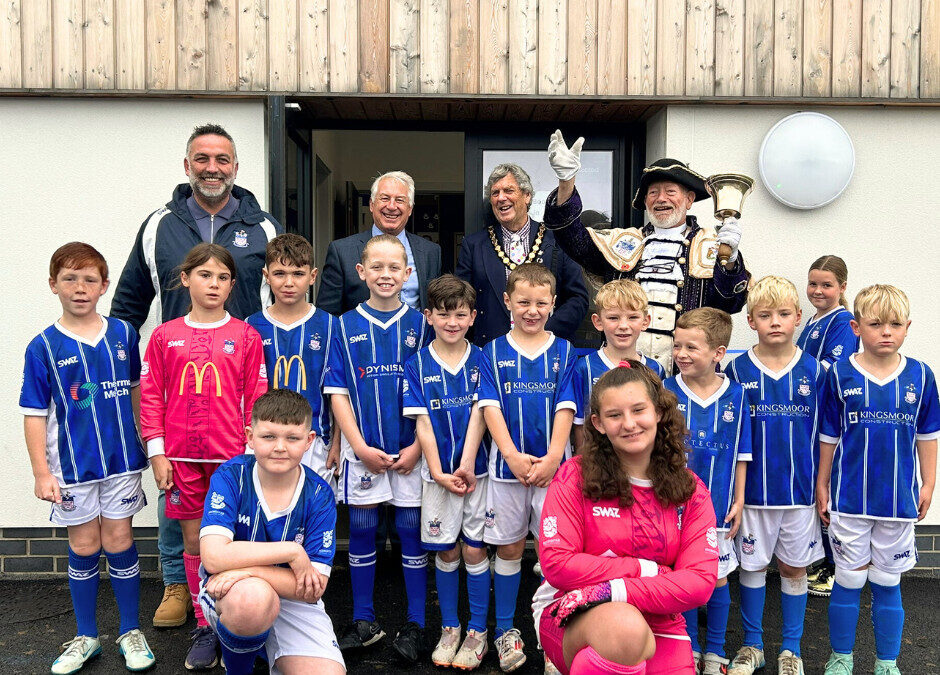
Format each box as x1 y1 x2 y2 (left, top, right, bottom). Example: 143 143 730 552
317 171 442 314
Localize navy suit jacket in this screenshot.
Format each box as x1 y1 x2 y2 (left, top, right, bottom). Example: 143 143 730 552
456 222 589 346
316 230 442 315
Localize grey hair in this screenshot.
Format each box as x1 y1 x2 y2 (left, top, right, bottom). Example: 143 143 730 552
186 123 238 161
484 163 534 198
370 171 415 207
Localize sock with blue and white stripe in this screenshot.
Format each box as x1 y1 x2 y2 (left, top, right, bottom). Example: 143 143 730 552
435 555 460 629
738 569 766 650
349 506 379 622
494 556 522 638
466 558 491 634
105 544 141 635
396 506 428 626
216 619 268 675
780 574 808 656
68 548 101 638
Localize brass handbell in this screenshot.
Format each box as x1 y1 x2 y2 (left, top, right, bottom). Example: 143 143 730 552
705 173 754 269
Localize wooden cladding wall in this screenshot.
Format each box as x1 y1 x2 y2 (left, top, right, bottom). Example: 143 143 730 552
0 0 937 99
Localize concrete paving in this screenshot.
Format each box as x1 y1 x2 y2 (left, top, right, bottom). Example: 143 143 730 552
2 551 938 674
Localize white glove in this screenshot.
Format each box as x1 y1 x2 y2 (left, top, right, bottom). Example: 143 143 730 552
547 129 585 181
716 216 742 262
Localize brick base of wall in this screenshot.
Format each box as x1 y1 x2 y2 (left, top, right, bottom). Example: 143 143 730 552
2 524 939 579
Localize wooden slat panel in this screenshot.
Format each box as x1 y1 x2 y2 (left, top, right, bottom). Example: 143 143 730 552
449 0 479 92
714 0 744 95
477 100 506 119
1 1 22 88
596 0 626 94
22 0 52 88
114 0 144 89
360 0 389 92
84 0 114 89
390 0 420 92
207 0 237 90
627 0 656 94
656 0 683 94
567 0 597 95
420 0 448 92
890 0 920 97
299 0 330 91
861 0 890 97
362 97 395 119
504 100 533 121
329 0 358 91
391 97 421 118
774 0 802 95
332 97 367 118
269 0 299 91
146 0 175 89
744 0 772 96
508 0 537 94
832 0 861 96
923 0 940 97
480 0 509 93
238 0 268 90
53 0 83 88
420 99 448 119
538 0 567 94
686 0 715 96
177 0 207 90
803 0 832 96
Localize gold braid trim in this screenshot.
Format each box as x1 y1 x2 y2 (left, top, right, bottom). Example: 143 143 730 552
488 224 545 270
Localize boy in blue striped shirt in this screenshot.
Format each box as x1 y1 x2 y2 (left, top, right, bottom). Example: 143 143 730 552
21 243 155 673
664 307 750 675
477 263 578 672
726 276 826 675
817 285 939 675
403 275 490 670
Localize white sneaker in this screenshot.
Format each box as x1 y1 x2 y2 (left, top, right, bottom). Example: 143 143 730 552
117 629 156 672
777 650 804 675
432 625 462 667
51 636 102 675
453 629 488 670
495 628 526 672
692 650 703 673
703 652 731 674
727 646 765 675
544 658 562 674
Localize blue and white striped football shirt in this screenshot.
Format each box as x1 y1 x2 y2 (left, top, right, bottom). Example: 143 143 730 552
572 349 666 425
796 306 858 369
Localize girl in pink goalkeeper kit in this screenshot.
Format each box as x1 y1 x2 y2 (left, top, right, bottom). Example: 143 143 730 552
534 362 719 675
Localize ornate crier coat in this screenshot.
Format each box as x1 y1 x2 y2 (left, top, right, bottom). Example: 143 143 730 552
543 187 750 372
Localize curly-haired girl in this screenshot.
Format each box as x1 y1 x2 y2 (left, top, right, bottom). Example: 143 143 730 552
533 361 719 674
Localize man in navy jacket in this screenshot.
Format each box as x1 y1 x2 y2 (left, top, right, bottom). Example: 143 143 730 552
457 163 588 347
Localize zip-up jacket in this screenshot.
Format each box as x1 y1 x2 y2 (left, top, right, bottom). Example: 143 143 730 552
111 184 282 330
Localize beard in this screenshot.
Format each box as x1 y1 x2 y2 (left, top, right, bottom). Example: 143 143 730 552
646 207 686 229
189 171 235 204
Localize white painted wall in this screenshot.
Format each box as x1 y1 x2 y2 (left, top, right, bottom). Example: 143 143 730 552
649 105 940 525
0 98 268 527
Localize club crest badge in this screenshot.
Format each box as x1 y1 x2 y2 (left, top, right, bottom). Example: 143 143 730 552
427 518 441 537
223 339 236 355
831 535 844 558
542 516 558 539
294 529 305 544
322 530 333 549
484 508 496 528
797 376 812 397
233 229 249 248
405 329 417 349
741 534 756 555
115 341 127 361
309 334 321 351
905 383 917 405
210 492 225 510
832 345 843 357
360 473 373 490
811 329 820 340
60 491 76 512
170 488 182 505
722 404 735 423
552 356 560 373
470 366 479 384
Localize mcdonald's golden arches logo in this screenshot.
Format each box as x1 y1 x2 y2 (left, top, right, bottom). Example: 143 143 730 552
274 355 306 389
179 361 222 396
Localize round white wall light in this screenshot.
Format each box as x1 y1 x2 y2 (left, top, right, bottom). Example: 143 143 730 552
758 112 855 210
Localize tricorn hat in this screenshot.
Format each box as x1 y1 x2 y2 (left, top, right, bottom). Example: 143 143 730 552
631 158 709 211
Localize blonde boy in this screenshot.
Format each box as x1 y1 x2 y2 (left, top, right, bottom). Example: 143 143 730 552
664 308 750 674
572 280 665 450
477 263 578 672
725 276 825 675
817 285 938 675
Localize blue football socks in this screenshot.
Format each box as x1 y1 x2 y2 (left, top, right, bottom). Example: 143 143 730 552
435 556 460 628
105 544 141 635
396 506 428 626
348 506 379 622
779 574 808 656
465 558 491 634
493 556 521 638
870 579 904 661
705 583 731 658
68 548 101 638
682 607 701 653
738 569 766 650
216 620 268 675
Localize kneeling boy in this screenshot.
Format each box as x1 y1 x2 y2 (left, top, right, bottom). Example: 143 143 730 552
404 275 490 670
198 389 344 675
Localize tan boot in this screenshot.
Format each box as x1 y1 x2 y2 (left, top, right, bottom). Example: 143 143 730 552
153 583 191 628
